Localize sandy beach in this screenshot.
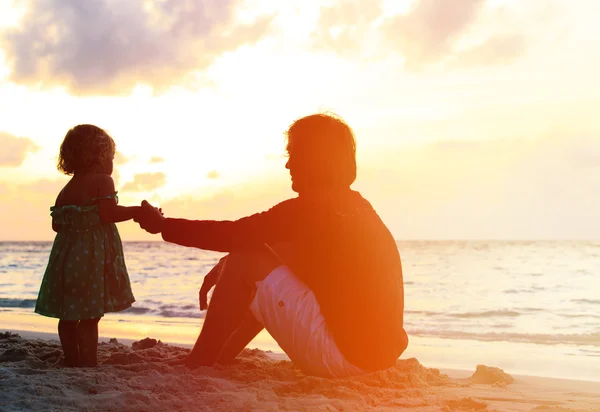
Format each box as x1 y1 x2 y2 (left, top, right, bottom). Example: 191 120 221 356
1 331 598 412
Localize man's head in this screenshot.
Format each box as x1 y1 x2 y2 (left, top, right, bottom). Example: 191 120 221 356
285 113 357 193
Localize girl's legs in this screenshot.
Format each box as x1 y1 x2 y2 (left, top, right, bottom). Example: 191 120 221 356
77 317 101 367
58 320 79 367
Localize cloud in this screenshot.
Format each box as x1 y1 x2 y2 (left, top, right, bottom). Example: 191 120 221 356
159 180 292 222
121 172 166 192
114 151 129 165
2 129 599 241
150 156 165 164
0 176 157 241
207 170 219 180
1 0 273 95
312 0 538 69
382 0 485 68
311 0 384 59
0 132 39 167
19 178 66 195
112 169 121 188
0 178 67 240
561 135 600 168
451 34 526 67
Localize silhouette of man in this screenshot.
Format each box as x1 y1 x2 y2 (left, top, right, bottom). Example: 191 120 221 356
135 113 408 377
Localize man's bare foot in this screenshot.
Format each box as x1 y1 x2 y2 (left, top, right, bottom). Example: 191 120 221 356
163 355 202 368
181 351 208 369
162 354 187 366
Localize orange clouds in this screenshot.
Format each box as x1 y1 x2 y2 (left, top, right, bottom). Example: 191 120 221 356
0 132 38 167
121 172 166 192
1 127 599 241
0 178 66 240
114 151 130 165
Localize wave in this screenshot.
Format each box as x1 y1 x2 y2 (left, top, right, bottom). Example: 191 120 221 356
405 310 442 316
449 310 521 318
122 304 204 319
121 307 152 315
408 329 600 347
0 298 36 308
0 298 204 319
158 310 203 318
572 299 600 305
515 307 544 312
406 309 521 318
560 313 600 319
503 286 546 294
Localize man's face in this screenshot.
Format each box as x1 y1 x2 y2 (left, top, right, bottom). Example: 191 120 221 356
285 151 308 193
285 154 299 193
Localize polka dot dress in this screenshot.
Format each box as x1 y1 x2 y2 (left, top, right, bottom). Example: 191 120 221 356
35 193 135 320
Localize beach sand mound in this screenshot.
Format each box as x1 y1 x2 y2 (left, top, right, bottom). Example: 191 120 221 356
1 332 598 411
470 365 515 386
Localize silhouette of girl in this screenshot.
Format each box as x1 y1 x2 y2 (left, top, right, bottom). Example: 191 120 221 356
35 124 139 367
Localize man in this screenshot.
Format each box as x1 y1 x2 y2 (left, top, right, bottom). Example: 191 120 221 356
135 113 408 377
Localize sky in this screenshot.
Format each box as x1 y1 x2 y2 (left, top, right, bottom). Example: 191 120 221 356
0 0 599 241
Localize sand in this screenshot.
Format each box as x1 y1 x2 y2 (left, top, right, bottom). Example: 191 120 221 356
0 332 598 412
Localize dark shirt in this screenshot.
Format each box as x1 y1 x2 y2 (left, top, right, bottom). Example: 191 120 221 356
161 189 408 371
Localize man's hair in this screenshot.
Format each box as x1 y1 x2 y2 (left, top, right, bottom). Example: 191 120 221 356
285 113 357 188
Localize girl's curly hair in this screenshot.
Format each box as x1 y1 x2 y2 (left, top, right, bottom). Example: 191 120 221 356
57 124 116 175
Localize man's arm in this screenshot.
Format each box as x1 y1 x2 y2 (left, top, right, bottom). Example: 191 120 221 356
137 199 297 252
161 210 283 252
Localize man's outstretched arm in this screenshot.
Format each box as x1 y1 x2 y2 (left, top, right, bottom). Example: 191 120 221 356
136 199 296 252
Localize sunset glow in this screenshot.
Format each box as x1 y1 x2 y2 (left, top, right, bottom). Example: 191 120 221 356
1 0 599 240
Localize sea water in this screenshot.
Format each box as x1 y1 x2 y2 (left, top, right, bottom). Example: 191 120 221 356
1 241 599 381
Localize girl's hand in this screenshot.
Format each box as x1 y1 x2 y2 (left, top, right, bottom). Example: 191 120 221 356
135 200 165 234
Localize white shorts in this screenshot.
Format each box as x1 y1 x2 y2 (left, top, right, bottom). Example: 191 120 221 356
249 265 365 378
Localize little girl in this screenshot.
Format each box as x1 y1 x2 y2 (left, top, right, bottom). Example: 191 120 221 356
35 124 139 367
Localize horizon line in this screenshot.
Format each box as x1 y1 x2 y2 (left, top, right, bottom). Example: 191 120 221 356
1 239 599 243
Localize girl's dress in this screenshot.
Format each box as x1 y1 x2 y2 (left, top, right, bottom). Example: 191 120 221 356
35 192 135 320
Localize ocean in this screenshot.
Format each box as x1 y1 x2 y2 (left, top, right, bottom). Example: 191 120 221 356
1 241 599 381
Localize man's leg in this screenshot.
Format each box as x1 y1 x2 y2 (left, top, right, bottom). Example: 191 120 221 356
216 309 263 365
184 246 281 368
216 243 298 364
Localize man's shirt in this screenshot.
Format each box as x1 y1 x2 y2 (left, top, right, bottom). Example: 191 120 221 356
161 190 408 371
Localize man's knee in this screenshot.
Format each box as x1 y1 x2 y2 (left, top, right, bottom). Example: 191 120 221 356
224 246 282 283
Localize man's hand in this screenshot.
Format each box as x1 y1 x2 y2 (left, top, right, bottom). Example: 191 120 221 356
199 256 227 311
134 200 165 234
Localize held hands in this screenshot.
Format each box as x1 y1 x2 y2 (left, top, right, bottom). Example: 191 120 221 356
134 200 165 234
